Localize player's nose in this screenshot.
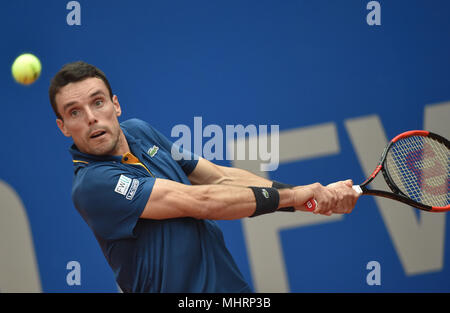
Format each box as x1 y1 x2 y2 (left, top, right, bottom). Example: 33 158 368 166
85 107 98 125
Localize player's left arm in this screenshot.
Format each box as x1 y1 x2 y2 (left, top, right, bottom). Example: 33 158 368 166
187 157 358 215
187 157 273 188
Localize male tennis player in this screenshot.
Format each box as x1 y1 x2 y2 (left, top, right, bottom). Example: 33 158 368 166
50 61 359 292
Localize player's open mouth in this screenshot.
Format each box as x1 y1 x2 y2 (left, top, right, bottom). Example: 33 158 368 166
90 131 106 139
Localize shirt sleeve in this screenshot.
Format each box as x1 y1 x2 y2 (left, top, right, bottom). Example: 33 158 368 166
72 165 155 241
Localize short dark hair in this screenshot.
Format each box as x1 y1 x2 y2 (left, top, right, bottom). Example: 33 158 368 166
49 61 113 119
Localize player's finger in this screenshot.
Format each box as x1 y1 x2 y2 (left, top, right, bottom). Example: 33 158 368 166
344 179 353 187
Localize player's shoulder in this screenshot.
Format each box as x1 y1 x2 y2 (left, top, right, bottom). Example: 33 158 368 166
121 118 155 133
120 118 163 143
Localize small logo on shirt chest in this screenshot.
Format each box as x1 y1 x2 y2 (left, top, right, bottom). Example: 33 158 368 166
147 145 159 157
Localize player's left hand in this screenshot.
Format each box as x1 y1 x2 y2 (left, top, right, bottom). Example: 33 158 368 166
325 179 360 214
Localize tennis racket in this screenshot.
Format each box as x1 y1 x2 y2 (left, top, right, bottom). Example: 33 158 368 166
352 130 449 212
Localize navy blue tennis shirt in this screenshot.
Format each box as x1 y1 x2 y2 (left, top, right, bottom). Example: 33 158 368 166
70 118 252 293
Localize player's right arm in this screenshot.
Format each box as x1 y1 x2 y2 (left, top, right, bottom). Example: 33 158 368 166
139 178 314 220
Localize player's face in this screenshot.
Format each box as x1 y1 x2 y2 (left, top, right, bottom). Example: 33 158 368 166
55 77 125 156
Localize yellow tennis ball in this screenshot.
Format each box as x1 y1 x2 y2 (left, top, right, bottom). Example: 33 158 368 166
11 53 42 85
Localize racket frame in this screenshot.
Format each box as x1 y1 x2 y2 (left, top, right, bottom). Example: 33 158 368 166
355 130 450 213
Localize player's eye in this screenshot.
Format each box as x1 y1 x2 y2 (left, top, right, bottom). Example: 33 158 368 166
94 100 103 107
70 109 80 117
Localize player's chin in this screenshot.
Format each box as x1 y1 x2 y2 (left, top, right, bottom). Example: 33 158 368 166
86 139 115 155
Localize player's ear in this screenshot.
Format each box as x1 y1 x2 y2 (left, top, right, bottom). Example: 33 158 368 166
112 95 121 117
56 118 71 137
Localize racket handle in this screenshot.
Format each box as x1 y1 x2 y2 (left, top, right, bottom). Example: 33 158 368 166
305 198 318 212
352 185 363 195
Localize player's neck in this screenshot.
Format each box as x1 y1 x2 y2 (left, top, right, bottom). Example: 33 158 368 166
112 130 131 156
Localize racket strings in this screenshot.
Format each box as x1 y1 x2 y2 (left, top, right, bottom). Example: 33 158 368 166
386 136 449 207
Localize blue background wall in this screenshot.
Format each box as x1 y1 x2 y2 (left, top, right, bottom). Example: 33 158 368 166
0 0 449 292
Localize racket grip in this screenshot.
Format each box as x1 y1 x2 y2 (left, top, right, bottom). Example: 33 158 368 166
352 185 363 195
305 198 318 212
